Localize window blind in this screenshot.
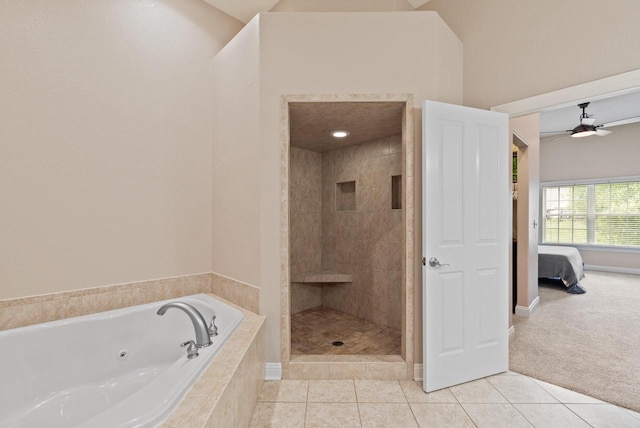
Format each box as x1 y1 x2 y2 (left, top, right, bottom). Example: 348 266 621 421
541 179 640 247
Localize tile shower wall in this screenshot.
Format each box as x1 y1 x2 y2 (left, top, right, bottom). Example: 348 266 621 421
321 135 403 330
290 147 323 314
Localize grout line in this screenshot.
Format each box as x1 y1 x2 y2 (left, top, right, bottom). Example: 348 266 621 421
453 388 480 428
303 400 308 428
485 377 512 404
356 401 364 428
560 403 595 428
302 378 310 428
509 402 536 427
624 408 640 421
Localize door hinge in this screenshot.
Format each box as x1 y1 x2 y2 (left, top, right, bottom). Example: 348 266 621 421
422 257 426 266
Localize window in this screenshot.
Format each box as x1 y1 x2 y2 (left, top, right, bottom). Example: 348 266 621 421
541 179 640 248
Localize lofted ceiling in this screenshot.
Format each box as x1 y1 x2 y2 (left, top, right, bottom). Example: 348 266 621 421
205 0 640 143
289 102 404 153
540 90 640 139
203 0 431 23
202 0 279 23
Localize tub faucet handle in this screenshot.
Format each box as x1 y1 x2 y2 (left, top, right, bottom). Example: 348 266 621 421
209 316 218 337
180 340 199 359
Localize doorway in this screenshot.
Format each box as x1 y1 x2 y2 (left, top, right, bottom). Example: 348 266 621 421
512 133 528 313
280 94 414 379
494 69 640 317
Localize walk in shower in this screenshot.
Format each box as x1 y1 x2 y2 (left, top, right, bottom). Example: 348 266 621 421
288 101 405 356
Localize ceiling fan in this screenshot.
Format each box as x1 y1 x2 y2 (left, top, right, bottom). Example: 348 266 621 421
541 102 640 138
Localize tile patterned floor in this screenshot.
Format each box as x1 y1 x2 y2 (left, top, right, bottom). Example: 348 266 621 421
250 371 640 427
291 306 401 355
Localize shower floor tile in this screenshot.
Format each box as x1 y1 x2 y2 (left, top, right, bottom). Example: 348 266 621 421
291 306 401 355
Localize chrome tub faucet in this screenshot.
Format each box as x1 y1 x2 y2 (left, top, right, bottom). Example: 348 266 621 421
156 302 213 350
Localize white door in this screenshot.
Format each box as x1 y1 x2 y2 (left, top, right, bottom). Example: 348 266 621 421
422 100 509 392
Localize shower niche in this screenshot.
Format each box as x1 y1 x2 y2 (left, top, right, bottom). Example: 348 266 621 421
288 100 406 357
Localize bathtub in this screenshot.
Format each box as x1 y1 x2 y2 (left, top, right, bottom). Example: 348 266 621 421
0 294 244 428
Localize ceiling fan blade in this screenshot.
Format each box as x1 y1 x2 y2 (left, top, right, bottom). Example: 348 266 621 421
600 116 640 128
595 129 612 136
540 130 570 136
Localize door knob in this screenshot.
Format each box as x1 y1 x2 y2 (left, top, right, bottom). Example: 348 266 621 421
428 257 449 268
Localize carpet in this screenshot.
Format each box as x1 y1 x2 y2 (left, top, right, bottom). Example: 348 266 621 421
509 270 640 412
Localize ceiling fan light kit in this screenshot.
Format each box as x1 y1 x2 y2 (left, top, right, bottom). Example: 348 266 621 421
571 102 599 138
571 124 597 138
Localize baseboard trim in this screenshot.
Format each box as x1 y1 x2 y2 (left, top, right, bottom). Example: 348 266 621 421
265 363 282 380
585 264 640 275
515 296 540 318
413 364 423 381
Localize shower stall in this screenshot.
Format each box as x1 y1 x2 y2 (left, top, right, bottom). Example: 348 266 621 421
288 100 406 357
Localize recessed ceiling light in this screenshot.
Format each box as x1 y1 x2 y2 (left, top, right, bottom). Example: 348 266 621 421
331 130 350 138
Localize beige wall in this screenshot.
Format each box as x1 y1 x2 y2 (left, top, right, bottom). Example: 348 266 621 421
540 122 640 182
211 11 462 362
540 122 640 270
211 18 262 286
420 0 640 109
289 147 323 313
0 0 243 300
511 115 541 309
321 136 403 330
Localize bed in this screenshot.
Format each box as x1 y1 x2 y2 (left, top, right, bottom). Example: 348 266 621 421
538 245 586 293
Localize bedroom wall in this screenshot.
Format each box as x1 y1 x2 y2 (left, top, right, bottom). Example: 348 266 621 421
540 122 640 272
0 0 243 300
540 122 640 182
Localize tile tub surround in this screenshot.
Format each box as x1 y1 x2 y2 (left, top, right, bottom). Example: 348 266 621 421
163 304 266 428
210 271 260 314
0 280 265 428
0 272 259 332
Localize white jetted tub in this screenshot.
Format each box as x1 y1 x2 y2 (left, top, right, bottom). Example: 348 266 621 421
0 294 243 428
